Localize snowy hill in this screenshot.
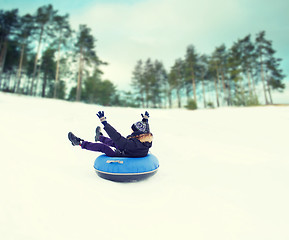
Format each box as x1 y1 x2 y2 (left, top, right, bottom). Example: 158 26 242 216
1 92 289 240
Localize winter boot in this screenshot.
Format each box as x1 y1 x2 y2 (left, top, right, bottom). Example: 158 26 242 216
95 126 103 142
68 132 84 146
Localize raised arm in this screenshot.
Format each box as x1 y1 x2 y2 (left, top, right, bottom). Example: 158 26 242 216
96 111 134 150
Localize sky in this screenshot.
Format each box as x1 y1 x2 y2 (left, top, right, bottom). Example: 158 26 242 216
1 0 289 91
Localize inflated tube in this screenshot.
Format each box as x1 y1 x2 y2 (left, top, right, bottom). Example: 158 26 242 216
94 154 159 182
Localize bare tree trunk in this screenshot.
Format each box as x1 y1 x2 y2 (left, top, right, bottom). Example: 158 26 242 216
42 73 47 97
214 66 221 106
201 69 207 108
76 47 83 101
30 27 44 95
0 40 8 88
0 39 3 52
192 70 197 103
16 43 26 93
168 90 172 108
185 85 190 103
54 31 62 98
215 65 222 98
34 64 42 96
227 81 232 105
249 71 257 97
246 70 252 96
220 69 229 105
265 72 273 104
176 87 181 108
0 40 8 73
267 80 273 104
145 88 149 108
260 55 269 104
25 77 31 94
214 77 220 107
5 71 12 91
201 78 206 108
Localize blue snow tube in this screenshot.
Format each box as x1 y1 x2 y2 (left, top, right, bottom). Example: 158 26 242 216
94 154 159 182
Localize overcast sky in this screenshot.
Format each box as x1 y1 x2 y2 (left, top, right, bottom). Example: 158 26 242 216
2 0 289 91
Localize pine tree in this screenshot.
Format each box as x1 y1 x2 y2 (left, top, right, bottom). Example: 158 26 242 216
131 60 145 107
41 47 56 97
152 60 167 108
1 40 20 91
198 54 209 108
184 45 198 104
83 70 115 105
254 31 285 104
228 41 245 106
15 14 34 93
74 24 101 102
0 9 19 87
53 14 72 99
143 59 154 107
208 55 220 107
265 55 285 105
169 59 185 108
256 32 286 103
210 44 229 105
30 4 58 95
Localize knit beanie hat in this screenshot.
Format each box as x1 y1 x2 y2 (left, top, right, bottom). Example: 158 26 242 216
131 121 150 133
131 111 150 135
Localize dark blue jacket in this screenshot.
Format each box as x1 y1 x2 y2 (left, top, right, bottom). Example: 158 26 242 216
104 123 152 157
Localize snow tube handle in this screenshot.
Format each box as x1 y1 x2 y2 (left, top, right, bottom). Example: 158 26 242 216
106 160 123 164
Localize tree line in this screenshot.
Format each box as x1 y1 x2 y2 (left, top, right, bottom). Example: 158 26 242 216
0 5 286 108
131 32 286 109
0 5 120 105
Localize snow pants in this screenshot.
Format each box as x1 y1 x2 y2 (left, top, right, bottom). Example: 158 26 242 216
81 136 123 157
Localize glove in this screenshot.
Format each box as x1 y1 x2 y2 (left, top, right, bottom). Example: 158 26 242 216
141 111 149 122
96 111 107 126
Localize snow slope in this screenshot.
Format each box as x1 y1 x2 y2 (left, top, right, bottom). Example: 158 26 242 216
0 92 289 240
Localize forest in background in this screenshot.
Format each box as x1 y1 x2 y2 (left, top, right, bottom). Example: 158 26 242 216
0 5 286 109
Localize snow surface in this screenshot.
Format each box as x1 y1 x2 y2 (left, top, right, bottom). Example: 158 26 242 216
1 92 289 240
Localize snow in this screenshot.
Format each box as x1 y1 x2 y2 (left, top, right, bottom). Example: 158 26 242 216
0 92 289 240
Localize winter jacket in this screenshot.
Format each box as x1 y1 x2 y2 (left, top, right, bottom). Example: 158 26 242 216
104 123 152 157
